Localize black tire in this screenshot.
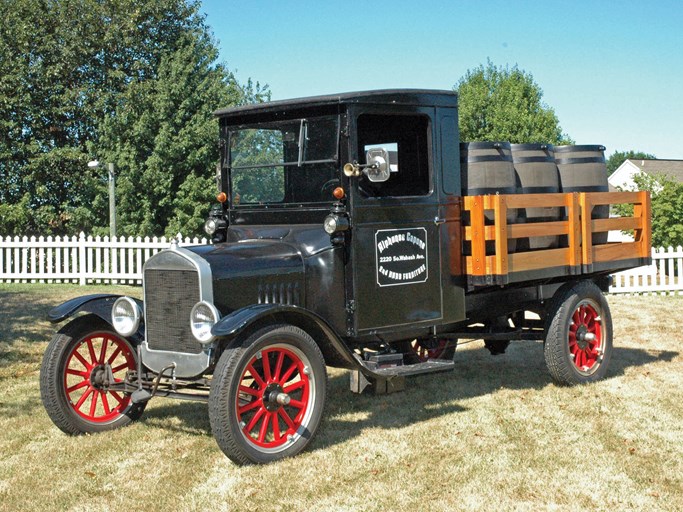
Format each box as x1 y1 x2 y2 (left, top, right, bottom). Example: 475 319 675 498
544 281 613 385
40 314 146 435
209 324 327 465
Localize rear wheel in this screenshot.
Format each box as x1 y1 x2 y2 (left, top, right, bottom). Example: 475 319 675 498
209 325 327 465
411 338 456 362
40 315 146 435
544 281 613 385
397 338 456 364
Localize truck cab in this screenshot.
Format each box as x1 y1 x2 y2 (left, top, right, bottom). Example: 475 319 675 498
208 90 466 343
40 90 651 465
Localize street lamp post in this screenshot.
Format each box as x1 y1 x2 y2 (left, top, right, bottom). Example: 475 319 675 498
87 160 117 238
107 162 116 238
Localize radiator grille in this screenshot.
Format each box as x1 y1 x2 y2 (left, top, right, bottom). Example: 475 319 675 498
144 269 202 354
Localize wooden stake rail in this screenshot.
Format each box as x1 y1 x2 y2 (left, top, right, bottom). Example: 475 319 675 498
462 191 651 286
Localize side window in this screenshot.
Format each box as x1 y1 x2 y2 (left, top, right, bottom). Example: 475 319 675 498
357 114 431 197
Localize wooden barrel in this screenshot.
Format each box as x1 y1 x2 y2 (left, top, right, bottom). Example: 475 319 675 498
460 142 518 253
511 143 561 250
555 145 609 245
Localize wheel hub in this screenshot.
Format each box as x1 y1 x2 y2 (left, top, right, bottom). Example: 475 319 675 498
89 363 115 391
575 325 589 349
263 383 290 412
89 365 106 388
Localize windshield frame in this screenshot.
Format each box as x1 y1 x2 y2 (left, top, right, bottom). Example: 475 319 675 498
226 115 341 208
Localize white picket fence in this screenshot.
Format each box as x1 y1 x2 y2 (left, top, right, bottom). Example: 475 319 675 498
0 233 207 285
610 246 683 294
0 233 681 294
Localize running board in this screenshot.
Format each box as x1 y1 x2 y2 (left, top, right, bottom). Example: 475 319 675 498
350 359 455 394
373 359 455 377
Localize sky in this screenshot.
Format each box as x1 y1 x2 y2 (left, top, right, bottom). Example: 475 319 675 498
200 0 683 159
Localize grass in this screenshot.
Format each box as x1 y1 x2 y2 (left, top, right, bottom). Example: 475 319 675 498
0 283 682 511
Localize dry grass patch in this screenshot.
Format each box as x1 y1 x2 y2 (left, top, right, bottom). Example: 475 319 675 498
0 286 681 511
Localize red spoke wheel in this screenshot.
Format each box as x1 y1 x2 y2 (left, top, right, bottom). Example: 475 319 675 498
409 338 456 362
568 302 603 373
40 315 146 435
209 325 327 465
544 281 613 385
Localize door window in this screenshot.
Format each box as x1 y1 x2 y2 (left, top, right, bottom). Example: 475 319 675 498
357 114 431 197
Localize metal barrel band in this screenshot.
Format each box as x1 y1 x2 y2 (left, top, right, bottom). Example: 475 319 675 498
555 156 606 165
553 144 605 153
461 154 513 163
512 155 556 164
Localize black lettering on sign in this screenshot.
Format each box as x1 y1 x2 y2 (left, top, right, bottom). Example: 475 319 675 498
375 228 428 287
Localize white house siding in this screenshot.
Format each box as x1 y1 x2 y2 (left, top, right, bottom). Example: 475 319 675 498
608 160 642 190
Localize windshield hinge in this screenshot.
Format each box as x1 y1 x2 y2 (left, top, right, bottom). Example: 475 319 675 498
219 134 229 170
297 119 308 167
340 114 350 138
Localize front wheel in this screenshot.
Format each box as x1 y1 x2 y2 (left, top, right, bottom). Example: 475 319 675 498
40 315 146 435
209 325 327 465
544 281 613 385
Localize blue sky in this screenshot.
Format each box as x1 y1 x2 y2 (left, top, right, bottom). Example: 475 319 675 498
201 0 683 159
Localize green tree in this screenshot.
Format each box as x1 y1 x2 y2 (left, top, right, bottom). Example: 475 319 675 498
230 126 286 204
0 0 245 236
606 150 656 176
97 34 268 237
615 173 683 248
455 60 571 144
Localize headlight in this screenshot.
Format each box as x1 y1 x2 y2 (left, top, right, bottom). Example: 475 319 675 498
204 217 228 237
190 301 220 344
323 215 338 234
323 214 349 235
111 296 141 337
204 218 218 236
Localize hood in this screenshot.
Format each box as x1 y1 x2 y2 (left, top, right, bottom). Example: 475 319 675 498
187 240 305 314
189 239 304 280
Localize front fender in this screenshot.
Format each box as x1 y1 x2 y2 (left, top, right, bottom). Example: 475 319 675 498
47 294 143 326
211 304 358 369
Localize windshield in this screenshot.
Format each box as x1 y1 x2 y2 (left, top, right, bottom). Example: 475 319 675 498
229 115 339 205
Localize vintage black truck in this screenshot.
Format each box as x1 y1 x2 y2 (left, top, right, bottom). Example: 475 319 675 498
40 90 651 465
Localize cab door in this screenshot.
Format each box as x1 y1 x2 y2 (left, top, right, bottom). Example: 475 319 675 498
348 108 443 334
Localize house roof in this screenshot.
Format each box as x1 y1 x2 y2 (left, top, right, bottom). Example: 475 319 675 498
625 159 683 182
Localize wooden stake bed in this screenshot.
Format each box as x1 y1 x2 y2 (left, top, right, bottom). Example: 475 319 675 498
462 191 651 286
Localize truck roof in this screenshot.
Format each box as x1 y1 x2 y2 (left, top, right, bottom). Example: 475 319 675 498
214 89 458 118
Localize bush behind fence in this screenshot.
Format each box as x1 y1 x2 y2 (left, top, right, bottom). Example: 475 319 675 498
1 233 682 294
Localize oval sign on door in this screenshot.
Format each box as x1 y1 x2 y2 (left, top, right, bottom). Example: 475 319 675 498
375 228 428 287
